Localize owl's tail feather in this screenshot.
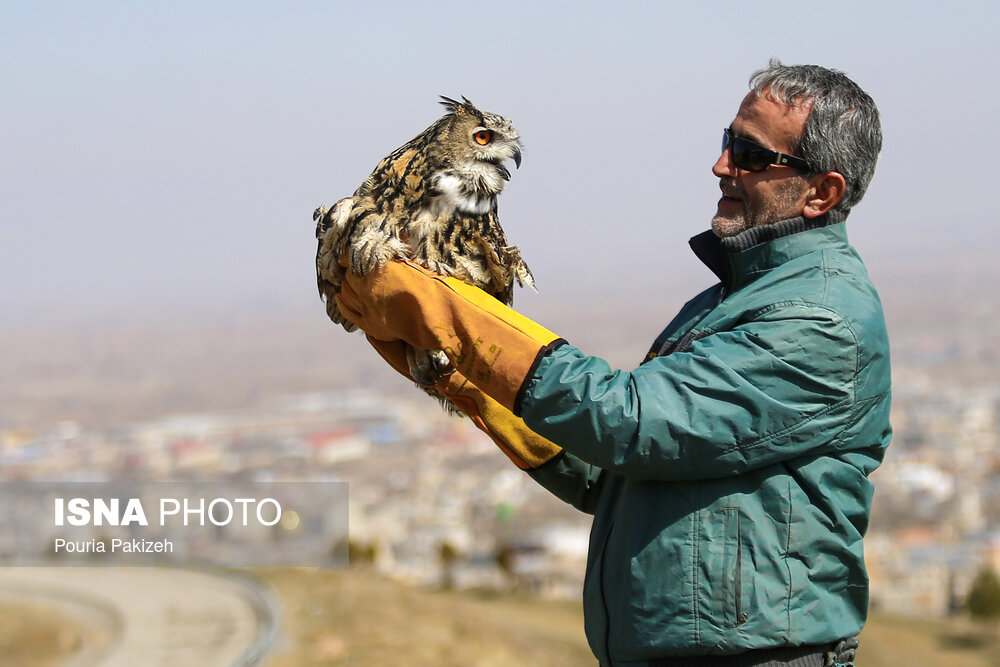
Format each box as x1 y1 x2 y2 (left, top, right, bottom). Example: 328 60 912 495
326 296 359 333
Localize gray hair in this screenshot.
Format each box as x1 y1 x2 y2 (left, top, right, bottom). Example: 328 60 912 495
749 59 882 212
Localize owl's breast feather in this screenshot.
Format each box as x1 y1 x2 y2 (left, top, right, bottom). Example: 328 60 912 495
434 173 495 215
408 207 448 248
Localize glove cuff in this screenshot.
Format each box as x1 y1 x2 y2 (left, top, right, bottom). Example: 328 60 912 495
427 269 563 413
449 376 563 469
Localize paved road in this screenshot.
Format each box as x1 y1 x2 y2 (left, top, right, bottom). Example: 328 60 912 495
0 567 279 666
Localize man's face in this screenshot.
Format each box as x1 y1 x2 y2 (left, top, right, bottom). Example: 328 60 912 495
711 91 812 238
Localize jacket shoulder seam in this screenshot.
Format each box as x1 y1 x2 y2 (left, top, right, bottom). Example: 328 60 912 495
729 300 860 453
730 395 853 454
830 389 890 450
745 299 861 386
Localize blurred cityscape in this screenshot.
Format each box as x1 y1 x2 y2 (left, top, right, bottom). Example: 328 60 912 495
1 269 999 620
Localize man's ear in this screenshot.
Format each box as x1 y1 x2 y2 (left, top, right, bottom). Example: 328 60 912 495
802 171 846 218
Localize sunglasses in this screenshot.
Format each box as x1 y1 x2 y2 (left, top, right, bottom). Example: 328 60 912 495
722 128 811 173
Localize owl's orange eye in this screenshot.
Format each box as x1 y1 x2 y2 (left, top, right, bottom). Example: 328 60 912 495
474 130 493 145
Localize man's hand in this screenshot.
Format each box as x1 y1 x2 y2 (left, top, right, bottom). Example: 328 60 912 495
336 259 564 413
365 335 563 469
334 259 446 349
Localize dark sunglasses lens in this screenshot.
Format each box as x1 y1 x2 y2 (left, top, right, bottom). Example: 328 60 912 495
732 138 768 172
723 130 772 172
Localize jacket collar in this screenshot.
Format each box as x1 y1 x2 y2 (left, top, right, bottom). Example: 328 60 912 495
689 209 849 289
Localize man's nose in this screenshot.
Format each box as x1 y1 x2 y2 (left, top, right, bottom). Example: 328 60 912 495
713 145 737 178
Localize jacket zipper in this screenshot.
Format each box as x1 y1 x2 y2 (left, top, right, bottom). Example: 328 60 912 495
598 521 615 665
648 287 726 360
734 513 748 626
734 515 743 625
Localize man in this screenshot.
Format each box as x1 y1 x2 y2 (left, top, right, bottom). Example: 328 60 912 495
337 60 890 666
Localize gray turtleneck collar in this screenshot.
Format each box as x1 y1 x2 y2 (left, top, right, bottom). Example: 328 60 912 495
718 208 848 253
688 209 850 287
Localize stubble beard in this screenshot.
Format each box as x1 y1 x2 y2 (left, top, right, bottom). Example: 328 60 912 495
712 177 807 238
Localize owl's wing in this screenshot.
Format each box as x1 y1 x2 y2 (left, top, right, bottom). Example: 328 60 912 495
315 197 359 332
468 210 535 306
315 192 414 332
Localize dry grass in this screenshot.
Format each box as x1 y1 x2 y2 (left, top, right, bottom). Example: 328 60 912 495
259 568 1000 667
859 612 1000 667
259 568 594 666
2 569 998 666
0 602 85 667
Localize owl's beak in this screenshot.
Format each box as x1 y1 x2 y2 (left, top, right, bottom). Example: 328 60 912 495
490 147 521 181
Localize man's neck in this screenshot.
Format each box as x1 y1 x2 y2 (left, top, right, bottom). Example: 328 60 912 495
719 209 847 253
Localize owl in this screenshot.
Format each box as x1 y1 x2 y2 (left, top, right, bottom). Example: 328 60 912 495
314 96 534 407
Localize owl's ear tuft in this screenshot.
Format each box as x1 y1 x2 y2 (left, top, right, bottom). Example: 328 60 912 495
439 96 479 116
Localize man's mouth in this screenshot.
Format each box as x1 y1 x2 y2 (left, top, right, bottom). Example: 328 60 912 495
719 182 743 203
717 190 744 214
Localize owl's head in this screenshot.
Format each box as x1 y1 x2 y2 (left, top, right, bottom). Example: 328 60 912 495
432 96 522 212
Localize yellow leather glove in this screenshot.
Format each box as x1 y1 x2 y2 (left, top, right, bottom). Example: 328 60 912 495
365 336 564 469
336 259 564 413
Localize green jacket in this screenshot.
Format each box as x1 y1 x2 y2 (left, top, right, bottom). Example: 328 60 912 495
518 213 892 665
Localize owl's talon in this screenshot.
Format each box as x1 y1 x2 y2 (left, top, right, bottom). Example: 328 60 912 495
406 346 454 386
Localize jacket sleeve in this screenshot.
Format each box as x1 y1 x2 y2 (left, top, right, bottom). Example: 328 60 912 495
518 302 859 482
525 450 607 515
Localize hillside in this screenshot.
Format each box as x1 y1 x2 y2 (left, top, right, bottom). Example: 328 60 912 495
257 569 1000 666
2 568 997 665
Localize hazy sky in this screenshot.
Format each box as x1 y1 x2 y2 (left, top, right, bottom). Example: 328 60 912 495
3 1 998 327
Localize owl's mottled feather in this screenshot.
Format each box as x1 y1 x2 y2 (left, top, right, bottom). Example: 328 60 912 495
315 97 533 405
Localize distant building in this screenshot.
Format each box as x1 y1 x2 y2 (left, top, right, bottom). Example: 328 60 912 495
306 428 370 465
